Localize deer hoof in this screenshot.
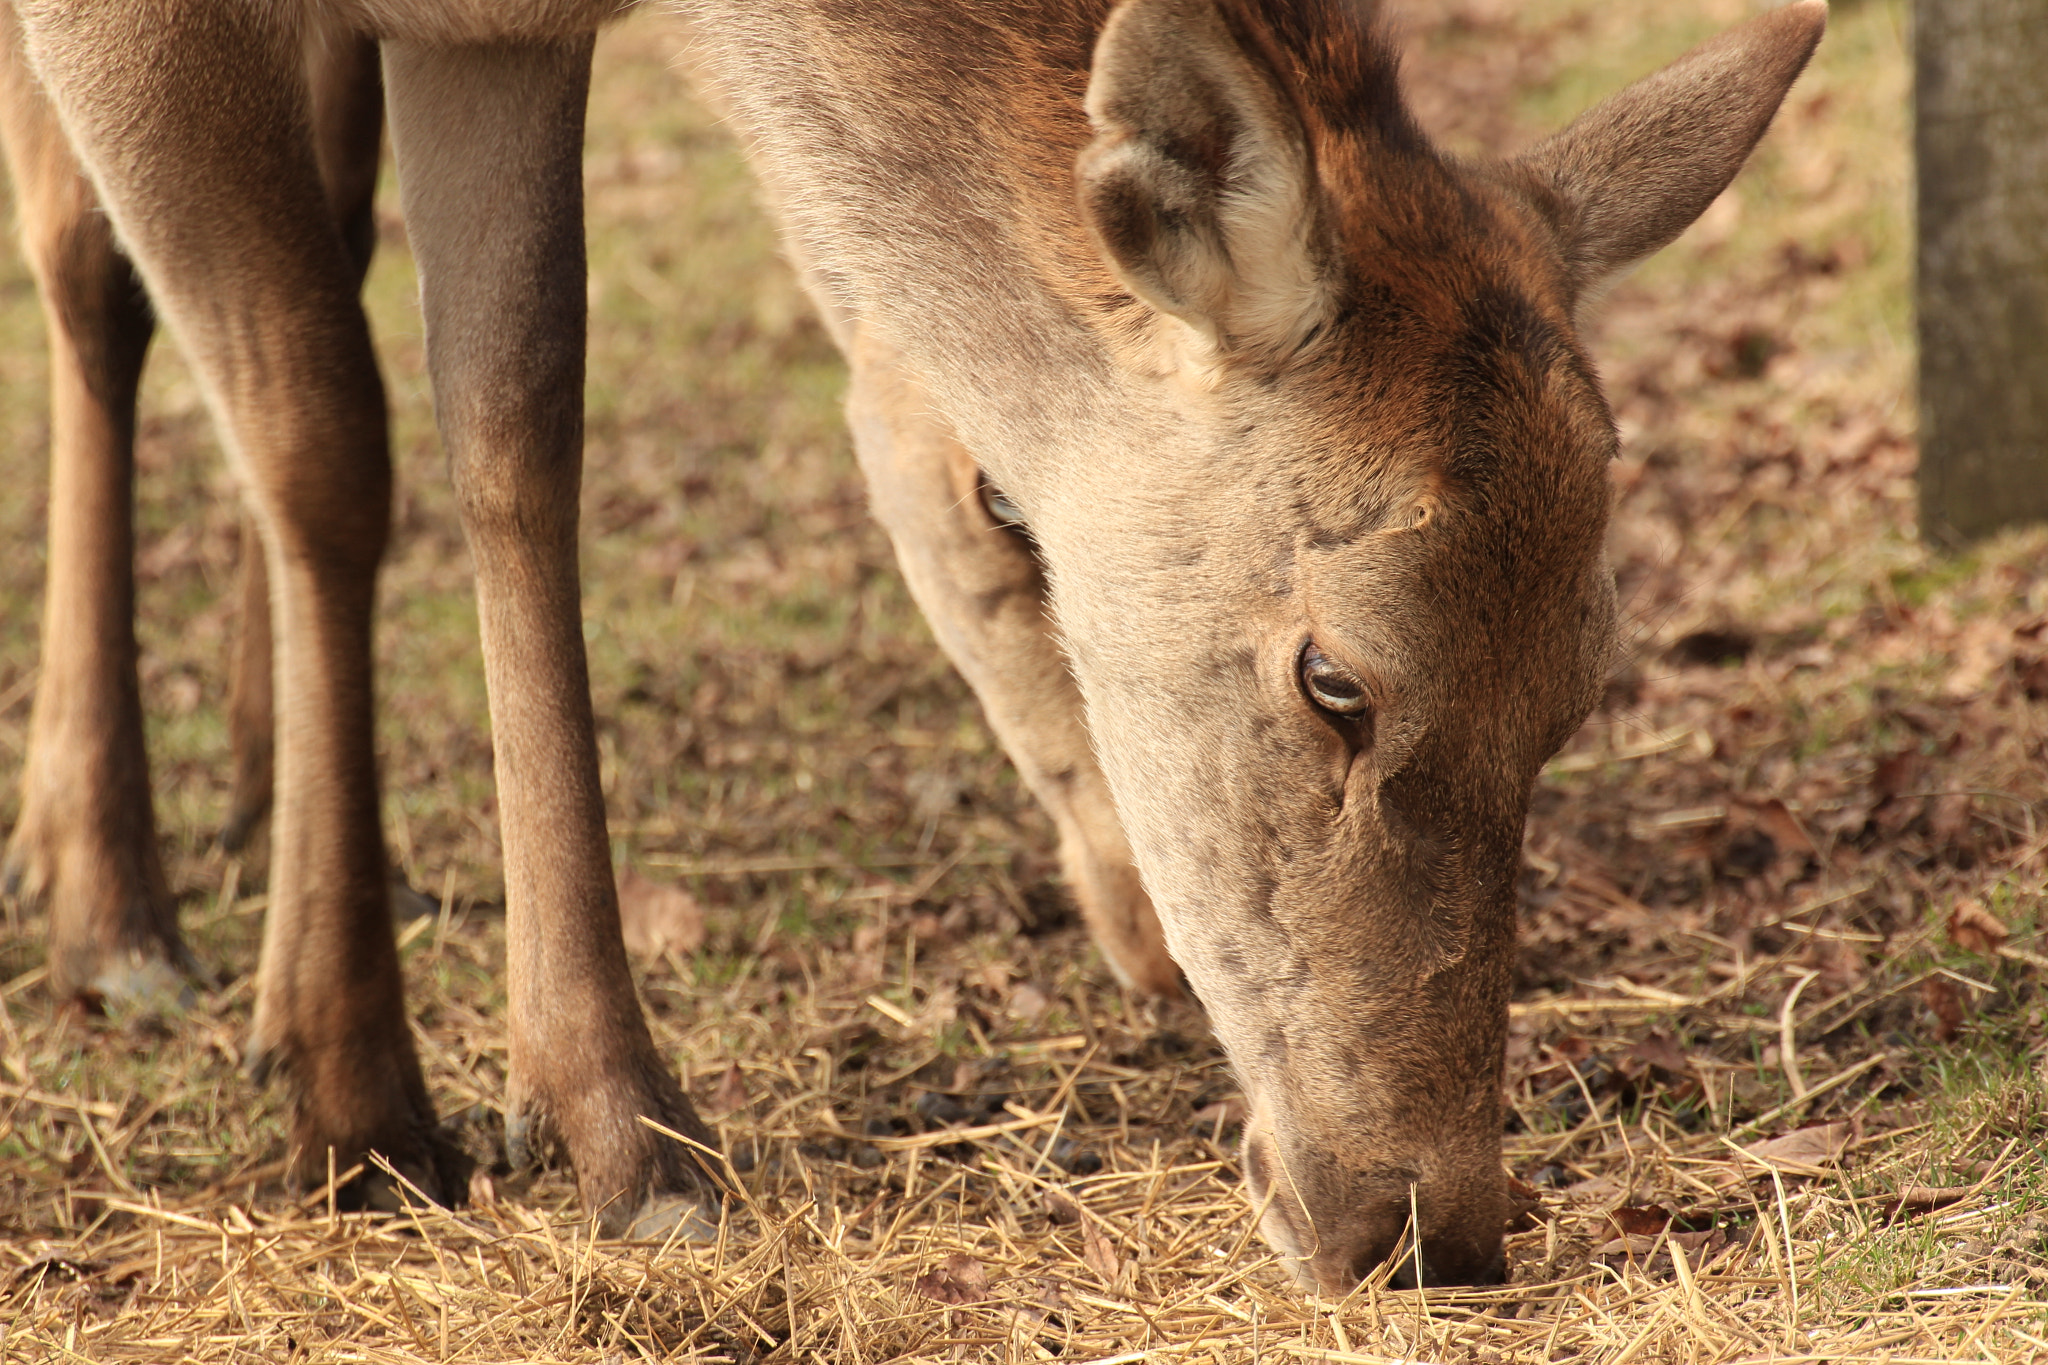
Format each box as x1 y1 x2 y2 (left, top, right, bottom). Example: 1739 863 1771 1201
0 830 48 906
243 1032 282 1087
608 1190 721 1243
86 951 195 1016
218 805 263 854
314 1134 473 1218
504 1105 553 1173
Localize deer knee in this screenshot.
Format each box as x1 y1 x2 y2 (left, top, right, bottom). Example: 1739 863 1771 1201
441 366 584 552
236 403 392 583
452 483 576 584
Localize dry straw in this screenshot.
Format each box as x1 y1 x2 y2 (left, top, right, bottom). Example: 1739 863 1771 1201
4 932 2045 1362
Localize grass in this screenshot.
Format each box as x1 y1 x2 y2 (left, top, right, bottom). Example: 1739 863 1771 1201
3 0 2046 1360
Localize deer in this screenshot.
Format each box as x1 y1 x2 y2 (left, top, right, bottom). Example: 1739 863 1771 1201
0 0 1823 1291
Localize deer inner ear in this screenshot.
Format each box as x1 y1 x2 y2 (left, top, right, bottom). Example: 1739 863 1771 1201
1076 0 1330 363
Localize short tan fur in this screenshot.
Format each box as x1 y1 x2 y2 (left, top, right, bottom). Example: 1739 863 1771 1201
1 0 1823 1287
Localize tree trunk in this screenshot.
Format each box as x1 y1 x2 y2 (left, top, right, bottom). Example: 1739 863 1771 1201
1916 0 2048 547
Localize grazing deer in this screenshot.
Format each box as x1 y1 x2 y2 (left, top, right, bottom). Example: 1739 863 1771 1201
0 0 1822 1289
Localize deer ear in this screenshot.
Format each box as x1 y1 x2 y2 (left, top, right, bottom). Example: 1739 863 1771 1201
1514 0 1825 297
1078 0 1330 363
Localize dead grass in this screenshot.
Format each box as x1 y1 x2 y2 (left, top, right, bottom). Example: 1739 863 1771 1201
2 0 2044 1360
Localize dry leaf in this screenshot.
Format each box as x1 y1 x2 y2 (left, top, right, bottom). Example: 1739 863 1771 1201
1563 1174 1626 1204
1081 1221 1120 1285
1928 792 1974 845
1007 982 1053 1021
1016 1278 1067 1329
911 1253 989 1305
1943 617 2009 698
1880 1184 1976 1219
1505 1176 1545 1232
617 867 705 958
1606 1205 1673 1238
1626 1033 1694 1079
1670 1227 1731 1263
1923 976 1965 1042
1594 1234 1662 1260
712 1062 749 1116
1947 899 2009 956
1740 1121 1852 1173
1753 799 1816 855
1871 751 1923 800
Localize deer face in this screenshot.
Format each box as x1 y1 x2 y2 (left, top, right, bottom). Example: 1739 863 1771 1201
1012 0 1824 1290
1036 271 1620 1291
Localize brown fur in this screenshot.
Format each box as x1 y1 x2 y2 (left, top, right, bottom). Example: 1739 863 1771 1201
3 0 716 1232
1 0 1823 1286
0 2 171 1005
690 0 1823 1288
0 7 384 1001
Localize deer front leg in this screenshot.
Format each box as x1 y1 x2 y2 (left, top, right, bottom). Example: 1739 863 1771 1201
845 335 1181 998
13 0 458 1204
220 515 273 855
225 26 383 855
0 6 184 1007
383 37 719 1236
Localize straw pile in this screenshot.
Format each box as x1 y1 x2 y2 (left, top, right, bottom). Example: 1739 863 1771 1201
3 916 2044 1362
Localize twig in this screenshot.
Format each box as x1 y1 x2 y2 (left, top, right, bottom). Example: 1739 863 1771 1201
1778 969 1820 1099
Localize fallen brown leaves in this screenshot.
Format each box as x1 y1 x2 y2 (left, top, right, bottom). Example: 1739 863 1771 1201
1880 1184 1976 1220
710 1060 750 1116
1731 1121 1854 1178
1924 975 1968 1042
910 1252 989 1305
616 865 705 958
1079 1221 1121 1288
1948 898 2011 956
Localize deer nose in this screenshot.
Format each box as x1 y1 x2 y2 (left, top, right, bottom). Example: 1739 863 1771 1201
1285 1188 1508 1294
1305 1224 1507 1294
1243 1125 1509 1292
1384 1240 1508 1290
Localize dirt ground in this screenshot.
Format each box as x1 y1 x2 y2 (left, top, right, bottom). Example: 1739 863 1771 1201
2 1 2044 1361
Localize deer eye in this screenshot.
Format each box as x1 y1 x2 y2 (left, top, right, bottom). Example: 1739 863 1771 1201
1300 644 1371 717
980 479 1027 529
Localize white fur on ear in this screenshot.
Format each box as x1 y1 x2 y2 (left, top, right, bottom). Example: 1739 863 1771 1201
1077 0 1331 366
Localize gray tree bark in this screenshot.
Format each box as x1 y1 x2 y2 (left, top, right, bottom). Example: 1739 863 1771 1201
1916 0 2048 547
